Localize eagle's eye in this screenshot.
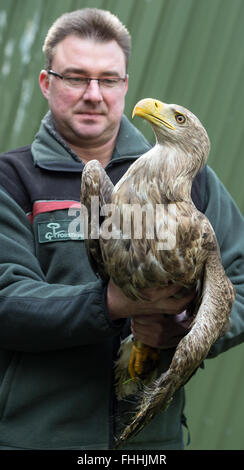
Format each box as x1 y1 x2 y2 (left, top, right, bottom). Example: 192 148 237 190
175 113 186 124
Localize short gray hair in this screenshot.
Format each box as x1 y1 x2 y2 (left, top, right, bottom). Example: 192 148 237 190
42 8 131 71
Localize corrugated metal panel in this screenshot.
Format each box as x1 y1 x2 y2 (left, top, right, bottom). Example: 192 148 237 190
0 0 243 450
185 343 244 450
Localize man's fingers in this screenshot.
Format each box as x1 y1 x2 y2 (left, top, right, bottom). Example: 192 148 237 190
140 283 183 301
131 311 194 349
165 289 196 314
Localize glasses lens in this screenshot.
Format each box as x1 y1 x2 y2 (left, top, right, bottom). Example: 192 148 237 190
62 76 125 90
63 77 87 88
99 78 121 88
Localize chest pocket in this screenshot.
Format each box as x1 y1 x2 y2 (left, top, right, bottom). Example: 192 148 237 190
33 208 96 285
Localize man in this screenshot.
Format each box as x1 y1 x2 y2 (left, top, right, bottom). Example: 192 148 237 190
0 8 243 450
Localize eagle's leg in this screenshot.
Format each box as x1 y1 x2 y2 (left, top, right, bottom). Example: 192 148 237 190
115 336 159 399
128 340 159 380
115 251 235 448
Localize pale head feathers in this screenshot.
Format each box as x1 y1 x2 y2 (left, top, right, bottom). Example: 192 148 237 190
133 99 210 176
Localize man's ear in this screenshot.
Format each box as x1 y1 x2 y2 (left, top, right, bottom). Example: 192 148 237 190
39 70 50 100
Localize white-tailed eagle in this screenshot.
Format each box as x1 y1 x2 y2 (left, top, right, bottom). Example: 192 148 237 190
80 98 235 447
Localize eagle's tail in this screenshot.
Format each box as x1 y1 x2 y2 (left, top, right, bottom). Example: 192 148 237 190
114 369 177 449
114 323 208 449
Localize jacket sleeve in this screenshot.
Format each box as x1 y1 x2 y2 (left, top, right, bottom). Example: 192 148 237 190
0 188 123 352
204 166 244 357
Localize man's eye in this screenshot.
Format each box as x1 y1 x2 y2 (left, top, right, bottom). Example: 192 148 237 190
101 78 118 87
65 77 86 86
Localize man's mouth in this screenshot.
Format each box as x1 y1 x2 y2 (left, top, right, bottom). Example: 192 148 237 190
75 109 104 115
75 111 104 118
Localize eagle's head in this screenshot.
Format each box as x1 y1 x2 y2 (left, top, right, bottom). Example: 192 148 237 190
132 98 210 173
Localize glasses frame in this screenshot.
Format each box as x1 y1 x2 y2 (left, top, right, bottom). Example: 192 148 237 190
47 69 127 90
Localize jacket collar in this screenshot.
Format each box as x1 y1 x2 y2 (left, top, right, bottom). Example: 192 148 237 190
31 111 152 172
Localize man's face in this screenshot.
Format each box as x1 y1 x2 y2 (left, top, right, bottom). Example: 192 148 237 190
39 36 128 147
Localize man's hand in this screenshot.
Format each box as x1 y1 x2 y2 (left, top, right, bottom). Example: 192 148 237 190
107 279 195 319
107 279 195 348
131 311 193 349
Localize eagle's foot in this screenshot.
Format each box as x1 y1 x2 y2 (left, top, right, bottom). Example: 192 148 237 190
128 342 159 381
114 335 159 400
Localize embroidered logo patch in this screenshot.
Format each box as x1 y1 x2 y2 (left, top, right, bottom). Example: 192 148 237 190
38 220 84 243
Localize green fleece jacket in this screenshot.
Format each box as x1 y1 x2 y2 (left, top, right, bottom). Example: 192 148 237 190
0 113 243 450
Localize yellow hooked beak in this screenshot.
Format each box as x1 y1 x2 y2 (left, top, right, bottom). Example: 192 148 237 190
132 98 176 130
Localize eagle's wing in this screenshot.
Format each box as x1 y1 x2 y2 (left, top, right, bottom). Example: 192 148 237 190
81 160 114 281
115 228 235 447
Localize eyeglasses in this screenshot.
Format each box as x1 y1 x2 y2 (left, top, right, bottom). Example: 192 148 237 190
48 70 127 90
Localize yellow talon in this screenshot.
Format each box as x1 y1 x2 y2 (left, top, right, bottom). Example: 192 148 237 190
128 340 159 381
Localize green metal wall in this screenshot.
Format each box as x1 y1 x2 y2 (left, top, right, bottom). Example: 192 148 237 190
0 0 243 449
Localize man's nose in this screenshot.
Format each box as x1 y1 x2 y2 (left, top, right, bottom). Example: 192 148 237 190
83 79 103 102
